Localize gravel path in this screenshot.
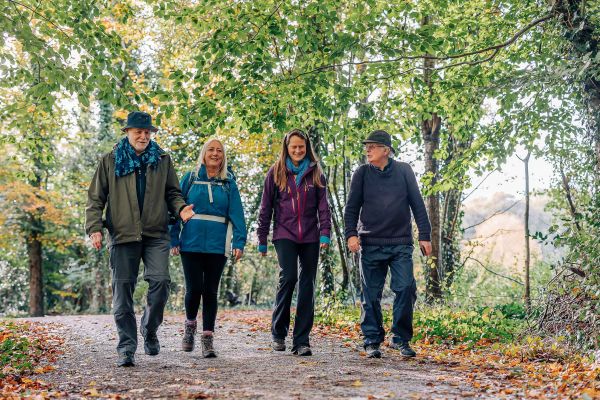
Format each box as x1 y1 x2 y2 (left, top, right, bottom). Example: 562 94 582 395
27 311 474 399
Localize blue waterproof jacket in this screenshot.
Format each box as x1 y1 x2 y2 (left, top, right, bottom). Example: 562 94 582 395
170 165 247 254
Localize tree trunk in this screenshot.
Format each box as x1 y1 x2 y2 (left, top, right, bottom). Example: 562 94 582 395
90 251 108 313
423 115 442 302
27 227 44 316
319 247 335 296
439 129 473 291
441 188 462 289
523 150 531 310
420 14 443 303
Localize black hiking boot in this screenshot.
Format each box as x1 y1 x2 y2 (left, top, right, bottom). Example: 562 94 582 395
117 352 135 367
182 320 197 352
365 344 382 359
389 341 417 357
272 338 286 351
201 334 216 358
293 345 312 356
140 325 160 356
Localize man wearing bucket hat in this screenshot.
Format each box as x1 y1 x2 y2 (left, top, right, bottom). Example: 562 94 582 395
86 111 195 367
344 129 432 359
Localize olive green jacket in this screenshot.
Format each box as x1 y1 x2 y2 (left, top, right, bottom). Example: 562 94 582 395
85 150 187 245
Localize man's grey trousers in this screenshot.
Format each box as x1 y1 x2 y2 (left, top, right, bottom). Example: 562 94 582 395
109 235 171 355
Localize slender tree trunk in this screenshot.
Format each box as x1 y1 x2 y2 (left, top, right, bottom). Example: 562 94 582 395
423 116 442 302
440 130 473 291
320 247 335 296
523 150 531 310
27 228 44 317
421 18 443 301
441 188 462 289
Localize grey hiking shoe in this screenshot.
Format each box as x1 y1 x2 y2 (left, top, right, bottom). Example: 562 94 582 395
140 325 160 356
272 338 286 351
201 334 216 358
182 321 197 352
117 352 135 367
365 344 382 359
293 345 312 356
389 341 416 357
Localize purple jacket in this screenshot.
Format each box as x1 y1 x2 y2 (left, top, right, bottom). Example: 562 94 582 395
257 163 331 245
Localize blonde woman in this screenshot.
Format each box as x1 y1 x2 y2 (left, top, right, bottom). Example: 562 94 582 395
170 138 247 357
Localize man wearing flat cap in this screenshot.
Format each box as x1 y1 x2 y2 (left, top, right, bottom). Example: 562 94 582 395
86 111 194 367
344 130 432 359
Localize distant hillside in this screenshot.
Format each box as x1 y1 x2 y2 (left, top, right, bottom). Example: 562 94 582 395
461 192 561 269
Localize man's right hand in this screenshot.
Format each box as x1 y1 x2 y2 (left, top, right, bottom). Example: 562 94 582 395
347 236 361 253
90 232 103 250
170 246 180 256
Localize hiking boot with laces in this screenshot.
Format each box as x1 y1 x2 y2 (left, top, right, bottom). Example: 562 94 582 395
117 352 135 367
389 341 417 357
182 321 197 352
272 338 286 351
201 334 216 358
140 325 160 356
293 345 312 356
365 344 382 359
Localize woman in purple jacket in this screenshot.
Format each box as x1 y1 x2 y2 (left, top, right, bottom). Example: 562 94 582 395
257 128 332 356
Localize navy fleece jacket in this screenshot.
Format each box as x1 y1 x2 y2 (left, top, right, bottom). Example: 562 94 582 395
344 159 431 245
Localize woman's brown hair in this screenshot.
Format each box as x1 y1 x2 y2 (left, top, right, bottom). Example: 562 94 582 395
273 129 324 191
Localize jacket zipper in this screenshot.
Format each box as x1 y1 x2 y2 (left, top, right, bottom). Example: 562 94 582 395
297 191 302 242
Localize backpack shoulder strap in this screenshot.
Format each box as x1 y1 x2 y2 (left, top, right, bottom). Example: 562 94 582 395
182 171 196 200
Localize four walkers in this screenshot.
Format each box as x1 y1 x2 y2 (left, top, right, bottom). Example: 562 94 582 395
86 113 431 366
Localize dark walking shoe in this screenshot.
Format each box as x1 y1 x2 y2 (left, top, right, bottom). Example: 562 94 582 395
201 334 216 358
271 338 286 351
293 345 312 356
182 321 197 352
141 325 160 356
117 352 135 367
365 344 382 359
389 341 417 357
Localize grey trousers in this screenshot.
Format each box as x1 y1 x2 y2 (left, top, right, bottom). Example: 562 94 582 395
109 235 171 355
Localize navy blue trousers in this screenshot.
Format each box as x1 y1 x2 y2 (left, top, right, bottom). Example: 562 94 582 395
359 244 417 347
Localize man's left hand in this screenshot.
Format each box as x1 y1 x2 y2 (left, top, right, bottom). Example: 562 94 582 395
179 204 195 222
320 243 329 249
419 240 432 256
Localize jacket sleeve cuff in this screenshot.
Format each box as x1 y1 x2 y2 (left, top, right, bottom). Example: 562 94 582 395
418 233 431 241
345 230 358 240
319 236 330 245
258 244 268 253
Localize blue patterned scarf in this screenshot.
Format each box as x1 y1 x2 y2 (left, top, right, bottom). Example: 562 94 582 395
286 157 310 187
114 137 164 177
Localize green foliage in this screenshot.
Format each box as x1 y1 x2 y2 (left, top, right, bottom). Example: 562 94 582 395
315 292 360 328
0 3 597 364
0 323 35 378
315 300 524 346
413 305 524 345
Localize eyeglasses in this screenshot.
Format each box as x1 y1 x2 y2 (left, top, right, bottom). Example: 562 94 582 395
364 144 387 151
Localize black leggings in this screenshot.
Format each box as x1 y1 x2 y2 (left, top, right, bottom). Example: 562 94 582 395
180 252 227 331
271 239 320 350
